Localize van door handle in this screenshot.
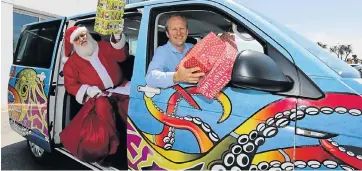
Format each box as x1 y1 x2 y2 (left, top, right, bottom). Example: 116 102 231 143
296 127 337 139
50 84 57 96
137 85 160 98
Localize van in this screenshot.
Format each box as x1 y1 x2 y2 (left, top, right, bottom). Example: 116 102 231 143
7 0 362 170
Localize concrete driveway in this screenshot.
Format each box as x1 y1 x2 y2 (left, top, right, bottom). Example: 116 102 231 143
1 110 88 170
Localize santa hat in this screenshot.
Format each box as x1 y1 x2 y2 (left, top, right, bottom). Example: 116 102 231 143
62 26 88 64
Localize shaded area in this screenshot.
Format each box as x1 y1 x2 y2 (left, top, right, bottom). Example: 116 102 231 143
1 140 89 170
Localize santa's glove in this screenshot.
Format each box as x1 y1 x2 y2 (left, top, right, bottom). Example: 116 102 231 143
86 86 102 98
113 20 124 40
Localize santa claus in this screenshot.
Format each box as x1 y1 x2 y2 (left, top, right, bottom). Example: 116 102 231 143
59 25 129 165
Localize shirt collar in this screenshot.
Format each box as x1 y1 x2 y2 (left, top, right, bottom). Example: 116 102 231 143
167 41 187 54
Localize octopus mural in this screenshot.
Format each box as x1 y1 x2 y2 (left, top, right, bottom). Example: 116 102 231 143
127 84 362 171
8 68 49 138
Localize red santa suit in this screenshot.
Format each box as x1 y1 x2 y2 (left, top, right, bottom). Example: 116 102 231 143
59 26 129 163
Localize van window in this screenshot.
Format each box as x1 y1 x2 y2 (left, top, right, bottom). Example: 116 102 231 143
129 39 137 56
73 14 141 56
151 10 265 62
13 20 62 68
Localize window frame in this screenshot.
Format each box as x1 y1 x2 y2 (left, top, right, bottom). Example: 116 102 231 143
145 2 324 99
70 12 142 56
146 4 268 68
13 19 63 69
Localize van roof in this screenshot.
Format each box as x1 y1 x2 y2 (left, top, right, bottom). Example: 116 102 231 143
67 0 213 20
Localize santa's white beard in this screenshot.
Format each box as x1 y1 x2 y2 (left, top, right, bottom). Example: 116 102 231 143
74 34 98 58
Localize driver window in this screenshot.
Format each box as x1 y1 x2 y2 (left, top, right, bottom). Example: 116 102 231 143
232 25 264 54
154 10 265 56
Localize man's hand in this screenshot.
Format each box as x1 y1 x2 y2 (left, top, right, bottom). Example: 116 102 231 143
86 86 102 98
173 63 205 84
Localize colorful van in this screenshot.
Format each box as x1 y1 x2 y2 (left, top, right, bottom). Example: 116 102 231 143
8 0 362 170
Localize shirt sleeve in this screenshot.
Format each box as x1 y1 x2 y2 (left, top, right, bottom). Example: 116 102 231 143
145 47 176 88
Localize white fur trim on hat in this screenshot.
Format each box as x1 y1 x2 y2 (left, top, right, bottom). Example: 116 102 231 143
70 26 88 44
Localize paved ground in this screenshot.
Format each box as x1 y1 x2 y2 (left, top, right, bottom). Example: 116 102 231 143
1 110 88 170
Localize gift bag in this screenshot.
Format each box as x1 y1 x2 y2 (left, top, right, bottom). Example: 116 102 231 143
175 32 226 73
59 97 119 162
197 33 238 99
94 0 126 35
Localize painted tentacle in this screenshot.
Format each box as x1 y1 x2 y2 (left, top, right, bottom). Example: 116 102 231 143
144 95 215 152
154 90 182 148
173 85 201 110
145 85 231 152
297 93 362 116
321 139 362 170
250 146 342 170
210 93 362 170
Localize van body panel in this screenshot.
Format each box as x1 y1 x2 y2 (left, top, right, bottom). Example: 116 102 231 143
8 17 66 152
127 0 298 170
127 0 362 170
6 0 361 170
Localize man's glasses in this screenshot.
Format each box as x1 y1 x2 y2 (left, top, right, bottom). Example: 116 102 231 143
74 32 87 42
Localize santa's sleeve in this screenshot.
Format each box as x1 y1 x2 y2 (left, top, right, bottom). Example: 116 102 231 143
101 34 127 62
63 61 89 104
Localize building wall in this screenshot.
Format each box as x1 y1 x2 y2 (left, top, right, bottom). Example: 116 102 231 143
1 0 98 110
2 0 15 111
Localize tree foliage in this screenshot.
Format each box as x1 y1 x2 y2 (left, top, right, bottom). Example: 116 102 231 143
316 42 353 61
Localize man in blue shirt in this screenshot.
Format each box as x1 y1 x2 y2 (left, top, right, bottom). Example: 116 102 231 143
145 15 205 88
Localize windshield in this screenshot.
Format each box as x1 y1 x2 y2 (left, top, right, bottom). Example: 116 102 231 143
234 0 360 78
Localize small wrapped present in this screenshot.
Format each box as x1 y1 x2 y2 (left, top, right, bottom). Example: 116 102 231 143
94 0 126 35
183 56 210 73
219 32 237 50
175 32 226 73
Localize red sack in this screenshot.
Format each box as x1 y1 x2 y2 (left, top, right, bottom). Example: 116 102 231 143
59 97 119 162
175 32 226 73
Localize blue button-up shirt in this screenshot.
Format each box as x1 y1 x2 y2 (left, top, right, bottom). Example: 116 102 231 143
145 41 194 88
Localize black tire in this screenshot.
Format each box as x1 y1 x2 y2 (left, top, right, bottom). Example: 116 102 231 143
27 140 52 164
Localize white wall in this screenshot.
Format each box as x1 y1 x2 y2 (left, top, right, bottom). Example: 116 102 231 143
1 0 14 111
12 0 98 17
1 0 98 111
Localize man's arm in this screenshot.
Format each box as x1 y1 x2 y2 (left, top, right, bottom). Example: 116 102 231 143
145 48 176 88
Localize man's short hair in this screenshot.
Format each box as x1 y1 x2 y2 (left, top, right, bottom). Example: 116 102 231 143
165 14 188 33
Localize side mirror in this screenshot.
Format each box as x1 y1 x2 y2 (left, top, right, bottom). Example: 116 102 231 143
231 50 293 92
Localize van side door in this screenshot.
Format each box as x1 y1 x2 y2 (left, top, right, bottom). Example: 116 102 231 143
126 1 308 170
8 17 66 152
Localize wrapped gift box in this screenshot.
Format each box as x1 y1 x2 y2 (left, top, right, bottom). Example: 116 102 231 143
175 32 226 72
196 42 238 99
175 32 238 99
94 0 126 35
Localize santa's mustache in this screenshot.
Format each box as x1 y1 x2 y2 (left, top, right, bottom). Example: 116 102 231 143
80 39 87 45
